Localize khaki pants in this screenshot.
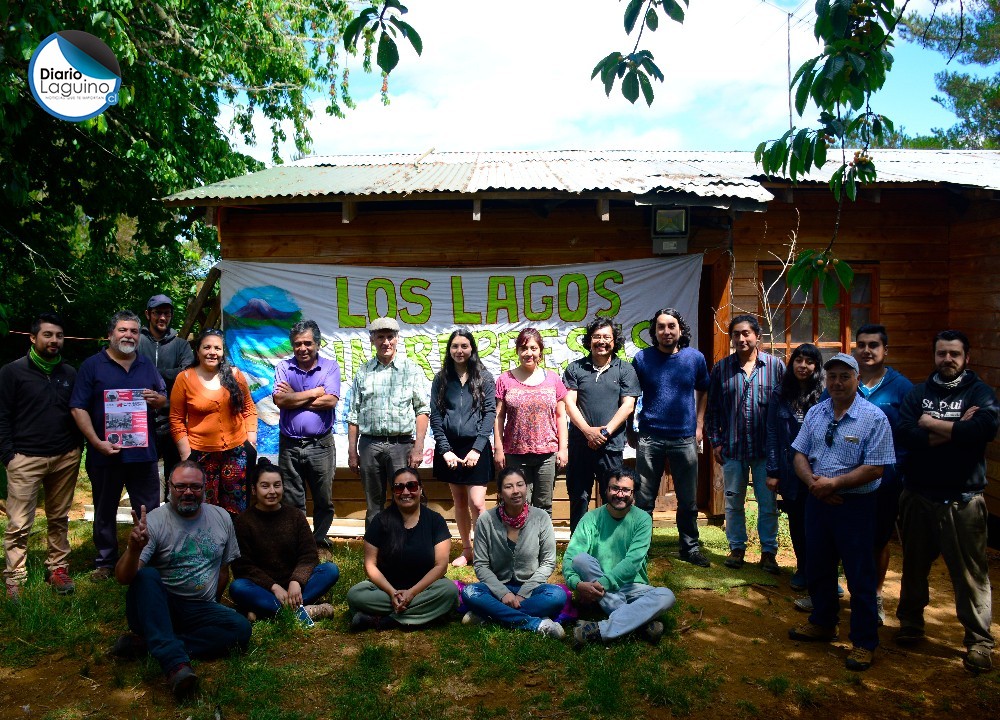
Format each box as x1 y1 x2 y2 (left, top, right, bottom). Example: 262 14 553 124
3 448 82 585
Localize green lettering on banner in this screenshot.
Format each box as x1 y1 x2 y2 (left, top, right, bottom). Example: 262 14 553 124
538 328 558 368
335 277 366 328
557 273 588 322
486 276 519 324
329 340 346 379
562 327 588 372
594 269 623 317
451 276 482 324
349 338 370 378
497 330 521 372
366 278 397 320
436 331 453 366
523 275 554 321
631 322 652 350
400 278 432 324
404 335 435 381
473 330 497 363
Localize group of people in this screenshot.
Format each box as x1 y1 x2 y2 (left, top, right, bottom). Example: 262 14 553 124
0 297 996 698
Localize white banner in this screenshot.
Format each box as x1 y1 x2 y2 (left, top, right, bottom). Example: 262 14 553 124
217 256 702 462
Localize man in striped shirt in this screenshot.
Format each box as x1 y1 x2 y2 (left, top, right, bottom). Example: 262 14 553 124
346 317 430 525
706 314 784 573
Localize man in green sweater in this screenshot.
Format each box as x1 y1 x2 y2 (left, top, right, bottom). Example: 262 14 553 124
563 469 675 647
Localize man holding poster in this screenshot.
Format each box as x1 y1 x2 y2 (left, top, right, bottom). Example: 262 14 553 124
71 311 166 580
346 317 430 525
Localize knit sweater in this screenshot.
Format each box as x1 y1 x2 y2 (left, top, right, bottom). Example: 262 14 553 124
170 367 258 451
562 505 651 592
472 506 557 599
232 504 318 589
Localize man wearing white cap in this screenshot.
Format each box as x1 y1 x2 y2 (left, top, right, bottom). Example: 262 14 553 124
786 352 895 672
346 317 430 524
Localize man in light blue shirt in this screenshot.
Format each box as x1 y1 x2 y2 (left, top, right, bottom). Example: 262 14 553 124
787 353 895 673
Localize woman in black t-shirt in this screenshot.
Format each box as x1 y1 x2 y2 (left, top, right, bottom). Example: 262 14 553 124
346 468 458 630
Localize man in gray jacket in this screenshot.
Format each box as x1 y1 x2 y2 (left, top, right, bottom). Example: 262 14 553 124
137 294 193 499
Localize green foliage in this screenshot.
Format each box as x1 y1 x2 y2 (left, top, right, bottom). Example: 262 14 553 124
785 248 854 310
592 0 686 105
342 2 423 74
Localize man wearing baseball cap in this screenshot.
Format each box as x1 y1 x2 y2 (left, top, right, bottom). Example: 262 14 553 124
346 317 430 524
786 352 895 672
138 294 193 499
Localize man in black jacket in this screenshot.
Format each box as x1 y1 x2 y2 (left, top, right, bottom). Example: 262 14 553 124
0 313 82 599
896 329 999 674
137 294 193 500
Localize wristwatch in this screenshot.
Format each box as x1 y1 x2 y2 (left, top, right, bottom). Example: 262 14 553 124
600 428 610 438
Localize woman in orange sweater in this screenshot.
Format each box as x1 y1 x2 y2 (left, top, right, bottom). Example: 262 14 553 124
170 328 258 515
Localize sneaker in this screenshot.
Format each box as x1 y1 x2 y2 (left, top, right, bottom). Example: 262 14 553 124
893 626 926 646
573 621 603 649
837 583 845 598
91 567 113 582
794 596 813 613
639 620 664 646
679 550 711 568
305 603 335 621
788 622 838 642
964 645 993 674
166 663 198 700
462 611 485 626
759 552 780 575
47 567 75 595
789 572 807 592
846 646 874 671
110 633 147 660
875 595 885 626
349 611 380 632
537 618 566 639
724 548 745 569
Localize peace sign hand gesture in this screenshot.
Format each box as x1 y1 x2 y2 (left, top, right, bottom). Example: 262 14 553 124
128 505 150 551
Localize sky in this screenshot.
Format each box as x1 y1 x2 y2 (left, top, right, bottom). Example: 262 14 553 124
223 0 969 163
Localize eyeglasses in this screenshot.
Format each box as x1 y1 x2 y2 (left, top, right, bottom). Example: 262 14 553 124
825 420 840 447
608 485 633 496
392 480 421 494
171 483 204 494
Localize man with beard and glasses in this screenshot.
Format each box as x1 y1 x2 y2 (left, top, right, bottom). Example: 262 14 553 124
563 318 640 533
138 294 194 500
787 353 895 672
112 461 250 700
71 310 166 580
896 330 999 674
0 313 82 599
272 320 340 549
562 470 676 648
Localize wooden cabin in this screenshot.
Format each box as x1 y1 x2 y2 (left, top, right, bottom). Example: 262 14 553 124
165 150 1000 535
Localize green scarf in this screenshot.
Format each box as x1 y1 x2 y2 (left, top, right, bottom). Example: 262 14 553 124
29 346 61 374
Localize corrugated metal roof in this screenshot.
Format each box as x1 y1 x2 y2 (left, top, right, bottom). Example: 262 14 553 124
162 149 1000 205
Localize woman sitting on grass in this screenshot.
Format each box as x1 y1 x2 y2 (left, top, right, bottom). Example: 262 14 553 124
230 459 339 623
461 468 567 637
346 468 458 630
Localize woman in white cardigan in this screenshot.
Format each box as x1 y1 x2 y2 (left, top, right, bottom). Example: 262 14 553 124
460 468 568 637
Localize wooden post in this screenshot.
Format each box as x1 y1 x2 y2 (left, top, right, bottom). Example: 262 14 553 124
179 266 221 339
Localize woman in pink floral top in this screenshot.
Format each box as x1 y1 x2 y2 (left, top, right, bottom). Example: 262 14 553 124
493 328 568 516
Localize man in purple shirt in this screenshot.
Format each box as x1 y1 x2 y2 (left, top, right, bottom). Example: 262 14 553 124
272 320 341 547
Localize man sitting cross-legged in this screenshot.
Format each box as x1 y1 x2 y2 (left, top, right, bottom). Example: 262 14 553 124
112 461 251 700
563 469 675 647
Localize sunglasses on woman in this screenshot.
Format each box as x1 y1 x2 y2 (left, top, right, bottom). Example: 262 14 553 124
392 480 421 494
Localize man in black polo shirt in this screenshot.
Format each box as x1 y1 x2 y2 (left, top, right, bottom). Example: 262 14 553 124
563 318 641 532
0 313 82 599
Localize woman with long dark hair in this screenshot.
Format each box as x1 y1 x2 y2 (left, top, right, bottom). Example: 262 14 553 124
494 328 568 516
430 329 496 566
765 343 824 590
461 468 567 637
170 328 257 514
230 459 339 623
346 467 458 630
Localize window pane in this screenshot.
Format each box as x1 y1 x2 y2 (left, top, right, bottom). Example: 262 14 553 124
763 270 786 306
790 307 813 344
850 307 871 338
762 307 786 347
818 346 843 363
851 273 872 304
816 306 842 344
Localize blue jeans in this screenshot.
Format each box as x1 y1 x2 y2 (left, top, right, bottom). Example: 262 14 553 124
722 458 778 554
126 567 251 674
805 492 879 650
572 553 675 640
635 435 700 555
229 562 340 617
462 582 567 631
